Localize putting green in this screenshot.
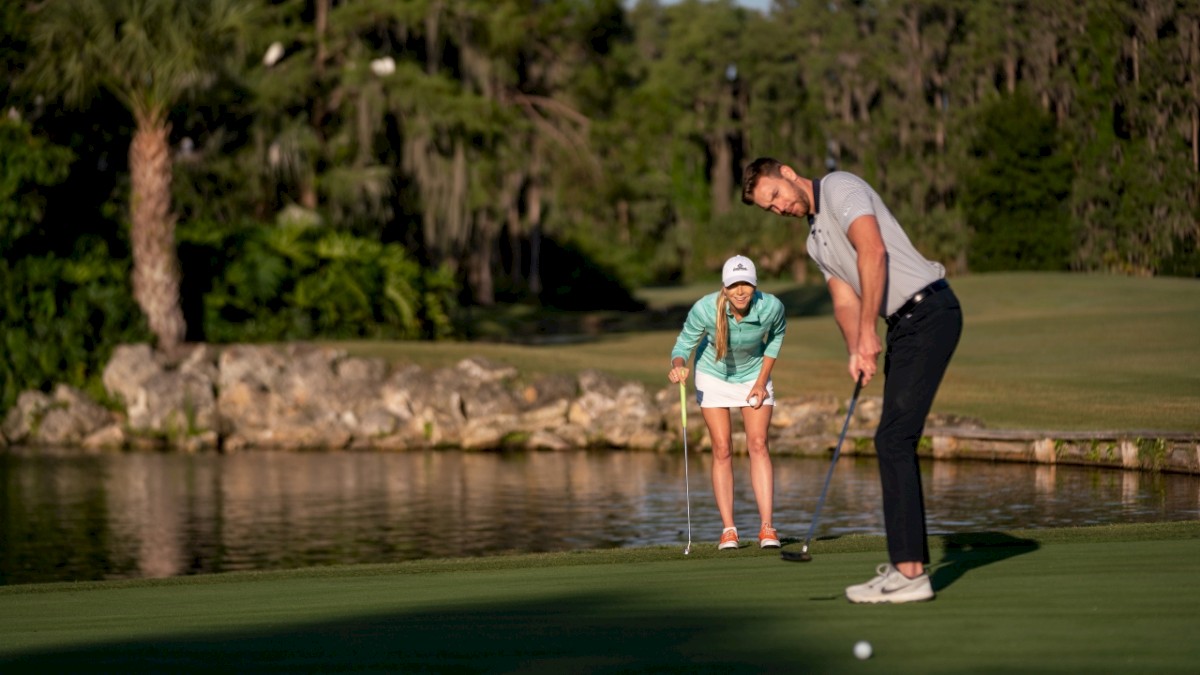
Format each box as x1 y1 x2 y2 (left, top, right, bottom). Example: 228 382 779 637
1 522 1197 673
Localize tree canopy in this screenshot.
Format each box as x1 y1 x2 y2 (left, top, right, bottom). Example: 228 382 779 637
2 0 1197 410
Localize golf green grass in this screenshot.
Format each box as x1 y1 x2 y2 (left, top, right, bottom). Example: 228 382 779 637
2 521 1197 673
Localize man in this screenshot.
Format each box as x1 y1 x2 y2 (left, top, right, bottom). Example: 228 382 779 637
741 157 962 604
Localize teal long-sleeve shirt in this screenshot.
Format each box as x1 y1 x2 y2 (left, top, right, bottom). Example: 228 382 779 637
670 290 787 383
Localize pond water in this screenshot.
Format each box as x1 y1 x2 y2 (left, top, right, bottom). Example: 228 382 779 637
2 448 1198 586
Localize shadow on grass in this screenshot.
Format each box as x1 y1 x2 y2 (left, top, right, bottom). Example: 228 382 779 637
930 531 1040 591
0 592 829 674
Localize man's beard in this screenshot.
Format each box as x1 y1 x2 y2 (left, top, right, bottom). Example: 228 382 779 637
794 190 811 217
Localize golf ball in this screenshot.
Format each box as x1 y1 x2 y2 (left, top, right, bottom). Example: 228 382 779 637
854 640 872 660
748 395 759 407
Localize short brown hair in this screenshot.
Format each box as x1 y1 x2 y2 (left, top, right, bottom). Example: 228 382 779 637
741 157 784 205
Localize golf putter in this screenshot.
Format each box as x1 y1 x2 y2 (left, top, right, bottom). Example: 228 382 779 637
782 374 865 563
679 382 693 555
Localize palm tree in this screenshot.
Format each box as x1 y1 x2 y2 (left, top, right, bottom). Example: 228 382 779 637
25 0 253 351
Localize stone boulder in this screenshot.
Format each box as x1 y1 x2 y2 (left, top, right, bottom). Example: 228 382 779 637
569 370 667 450
219 344 357 451
103 343 219 450
378 357 526 450
1 385 118 447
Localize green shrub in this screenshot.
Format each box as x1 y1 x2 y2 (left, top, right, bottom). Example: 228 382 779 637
0 119 150 414
178 219 458 343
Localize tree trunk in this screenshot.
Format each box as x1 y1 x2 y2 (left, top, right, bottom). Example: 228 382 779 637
1193 105 1198 173
504 170 524 290
710 132 733 217
526 145 544 296
315 0 329 76
469 212 495 306
129 114 186 351
1005 6 1017 94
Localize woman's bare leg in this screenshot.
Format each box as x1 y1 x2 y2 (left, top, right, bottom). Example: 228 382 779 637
741 404 775 527
702 407 735 530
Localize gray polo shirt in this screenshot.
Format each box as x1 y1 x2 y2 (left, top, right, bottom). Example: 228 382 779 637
807 171 946 317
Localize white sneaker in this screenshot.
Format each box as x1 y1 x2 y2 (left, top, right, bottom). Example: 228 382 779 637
845 563 935 604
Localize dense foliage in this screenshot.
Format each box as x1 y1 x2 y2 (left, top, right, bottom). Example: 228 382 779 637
1 0 1197 411
1 119 150 411
176 217 457 342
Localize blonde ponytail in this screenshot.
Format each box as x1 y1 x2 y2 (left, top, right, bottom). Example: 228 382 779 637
715 289 729 362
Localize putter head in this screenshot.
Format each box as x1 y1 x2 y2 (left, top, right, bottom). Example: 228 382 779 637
780 546 813 563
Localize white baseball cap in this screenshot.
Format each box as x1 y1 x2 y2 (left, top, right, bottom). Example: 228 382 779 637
722 255 757 287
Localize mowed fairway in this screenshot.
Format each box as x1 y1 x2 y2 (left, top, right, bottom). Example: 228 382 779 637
2 522 1197 673
336 272 1200 432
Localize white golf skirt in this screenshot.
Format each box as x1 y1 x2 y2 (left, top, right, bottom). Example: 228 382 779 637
695 371 775 409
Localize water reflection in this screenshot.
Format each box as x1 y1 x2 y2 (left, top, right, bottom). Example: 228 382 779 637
2 449 1197 585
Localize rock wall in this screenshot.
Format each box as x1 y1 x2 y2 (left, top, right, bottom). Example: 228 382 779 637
0 343 882 453
4 343 1195 474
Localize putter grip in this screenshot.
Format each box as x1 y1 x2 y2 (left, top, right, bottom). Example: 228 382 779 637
679 382 687 427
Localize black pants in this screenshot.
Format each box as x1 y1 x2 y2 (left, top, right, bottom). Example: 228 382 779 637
876 286 962 565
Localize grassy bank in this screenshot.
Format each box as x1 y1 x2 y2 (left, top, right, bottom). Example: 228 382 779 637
2 521 1197 673
333 272 1200 432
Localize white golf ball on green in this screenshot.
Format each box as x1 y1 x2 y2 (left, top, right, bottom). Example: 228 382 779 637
854 640 872 660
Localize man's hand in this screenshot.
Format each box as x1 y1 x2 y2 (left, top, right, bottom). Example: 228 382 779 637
850 330 881 386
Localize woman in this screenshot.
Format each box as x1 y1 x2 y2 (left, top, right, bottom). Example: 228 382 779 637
668 255 787 550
